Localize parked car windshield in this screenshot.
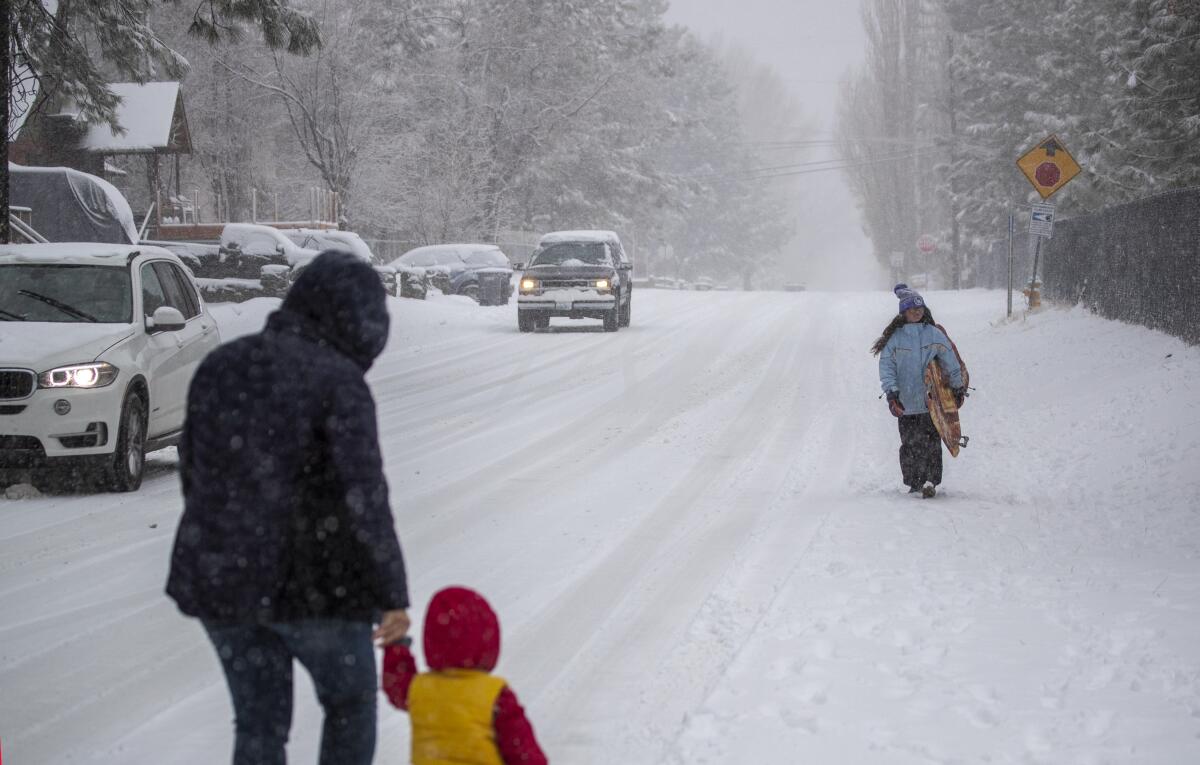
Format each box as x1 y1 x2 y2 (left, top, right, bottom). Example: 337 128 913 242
0 264 133 323
529 242 610 267
398 247 465 268
292 232 374 263
464 249 510 267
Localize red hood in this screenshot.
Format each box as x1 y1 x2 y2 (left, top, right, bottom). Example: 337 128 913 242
423 586 500 672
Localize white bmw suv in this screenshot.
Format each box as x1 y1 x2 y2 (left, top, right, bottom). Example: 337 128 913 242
0 243 221 491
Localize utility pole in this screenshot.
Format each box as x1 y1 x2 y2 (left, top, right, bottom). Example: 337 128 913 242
946 34 962 289
2 0 12 244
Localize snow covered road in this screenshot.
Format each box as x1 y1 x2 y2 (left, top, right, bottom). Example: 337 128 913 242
2 289 1199 763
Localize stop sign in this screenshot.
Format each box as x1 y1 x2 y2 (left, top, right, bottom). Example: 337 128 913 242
1035 162 1061 188
916 235 936 254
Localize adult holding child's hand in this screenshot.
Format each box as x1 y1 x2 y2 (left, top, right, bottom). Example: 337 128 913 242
375 608 412 646
166 251 410 765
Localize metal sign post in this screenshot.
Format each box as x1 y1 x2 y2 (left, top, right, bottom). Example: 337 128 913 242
1011 134 1083 315
1007 213 1015 318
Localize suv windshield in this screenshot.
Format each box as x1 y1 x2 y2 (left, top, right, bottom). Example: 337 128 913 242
529 242 610 267
0 264 133 323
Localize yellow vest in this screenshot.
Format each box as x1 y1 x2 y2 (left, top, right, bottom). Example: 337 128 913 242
409 669 507 765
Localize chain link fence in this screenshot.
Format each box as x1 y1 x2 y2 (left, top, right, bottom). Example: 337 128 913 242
984 186 1200 345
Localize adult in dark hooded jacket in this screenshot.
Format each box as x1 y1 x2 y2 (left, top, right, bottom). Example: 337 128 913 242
166 251 410 765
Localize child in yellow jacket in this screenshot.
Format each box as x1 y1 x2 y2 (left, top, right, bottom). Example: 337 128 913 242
382 586 547 764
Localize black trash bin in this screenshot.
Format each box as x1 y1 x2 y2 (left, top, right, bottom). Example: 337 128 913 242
398 269 427 300
476 269 510 306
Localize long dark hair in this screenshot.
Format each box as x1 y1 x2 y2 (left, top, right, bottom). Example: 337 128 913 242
870 307 935 356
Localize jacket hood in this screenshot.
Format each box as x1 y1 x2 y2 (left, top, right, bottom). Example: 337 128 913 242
275 250 389 370
0 323 135 369
423 586 500 672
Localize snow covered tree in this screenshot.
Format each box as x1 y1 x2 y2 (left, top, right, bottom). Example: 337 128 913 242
1101 0 1200 191
839 0 1199 286
3 0 321 240
838 0 952 281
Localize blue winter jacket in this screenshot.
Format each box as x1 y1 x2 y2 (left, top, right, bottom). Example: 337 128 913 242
166 251 409 623
878 322 964 415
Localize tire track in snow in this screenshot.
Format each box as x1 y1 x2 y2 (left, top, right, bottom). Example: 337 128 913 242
394 296 796 551
373 296 713 428
376 299 716 458
494 299 847 759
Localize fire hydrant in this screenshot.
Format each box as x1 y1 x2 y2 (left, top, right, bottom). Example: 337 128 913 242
1022 279 1042 309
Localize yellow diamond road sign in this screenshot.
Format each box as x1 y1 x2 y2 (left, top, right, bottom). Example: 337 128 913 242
1017 134 1082 199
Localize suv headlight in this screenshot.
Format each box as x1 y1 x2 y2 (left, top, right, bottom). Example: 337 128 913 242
595 279 610 290
520 278 539 292
38 362 119 389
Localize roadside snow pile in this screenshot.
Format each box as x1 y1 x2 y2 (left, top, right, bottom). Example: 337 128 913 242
4 483 42 500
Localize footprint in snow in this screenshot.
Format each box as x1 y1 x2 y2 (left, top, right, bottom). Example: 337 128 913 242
1086 709 1116 738
810 639 835 660
957 704 999 729
1039 678 1069 710
851 616 886 639
918 643 948 666
777 706 820 733
825 561 849 577
791 682 829 705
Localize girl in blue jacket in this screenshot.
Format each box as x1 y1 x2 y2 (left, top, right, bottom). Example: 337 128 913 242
872 285 965 497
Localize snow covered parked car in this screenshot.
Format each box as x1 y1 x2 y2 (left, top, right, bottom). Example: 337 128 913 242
217 223 320 283
517 230 633 332
282 228 421 297
390 244 513 302
0 243 221 491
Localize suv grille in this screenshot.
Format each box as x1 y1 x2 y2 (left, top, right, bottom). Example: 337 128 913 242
0 369 35 400
541 279 596 289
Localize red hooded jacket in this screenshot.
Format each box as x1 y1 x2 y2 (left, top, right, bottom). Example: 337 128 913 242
383 587 547 764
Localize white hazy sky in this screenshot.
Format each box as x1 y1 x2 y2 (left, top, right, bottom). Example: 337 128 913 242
664 0 866 130
664 0 886 289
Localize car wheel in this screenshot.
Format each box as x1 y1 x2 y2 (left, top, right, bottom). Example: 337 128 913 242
619 297 632 327
105 391 146 492
460 284 479 302
518 313 537 333
535 316 550 330
603 302 619 332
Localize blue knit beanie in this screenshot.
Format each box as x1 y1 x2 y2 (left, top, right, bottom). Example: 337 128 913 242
894 283 925 313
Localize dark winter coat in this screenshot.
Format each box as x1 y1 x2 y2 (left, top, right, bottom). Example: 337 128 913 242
166 251 409 624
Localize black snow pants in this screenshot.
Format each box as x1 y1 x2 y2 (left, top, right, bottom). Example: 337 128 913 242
898 413 942 489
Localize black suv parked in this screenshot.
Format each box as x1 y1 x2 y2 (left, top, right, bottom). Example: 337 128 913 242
517 230 633 332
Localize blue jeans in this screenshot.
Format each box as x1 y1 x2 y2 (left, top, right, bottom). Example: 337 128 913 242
203 619 377 765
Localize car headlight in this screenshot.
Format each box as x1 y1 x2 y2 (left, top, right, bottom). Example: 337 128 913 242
520 278 539 291
38 362 119 389
595 279 610 290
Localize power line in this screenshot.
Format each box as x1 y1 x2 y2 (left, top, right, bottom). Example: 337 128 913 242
742 147 941 181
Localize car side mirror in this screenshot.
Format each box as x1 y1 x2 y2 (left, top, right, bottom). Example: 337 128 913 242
147 306 186 333
618 262 633 271
513 261 526 270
